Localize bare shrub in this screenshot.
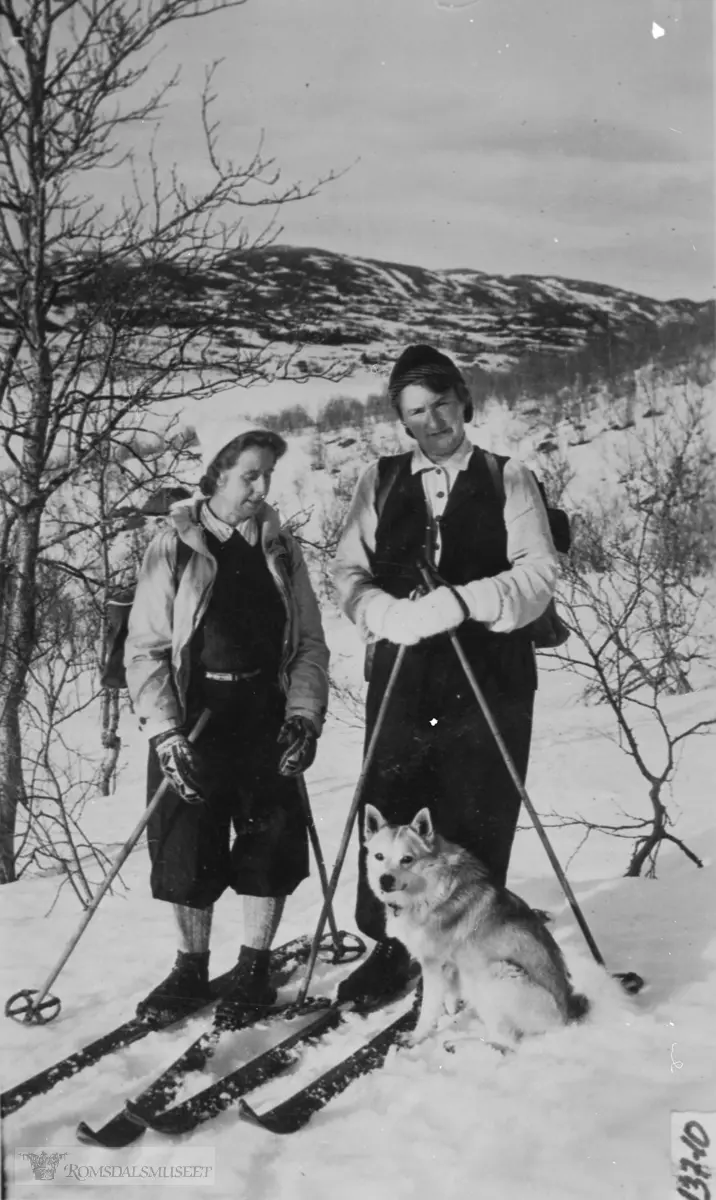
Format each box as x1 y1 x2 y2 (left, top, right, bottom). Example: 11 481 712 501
364 390 393 421
263 405 314 435
316 397 367 432
553 392 716 876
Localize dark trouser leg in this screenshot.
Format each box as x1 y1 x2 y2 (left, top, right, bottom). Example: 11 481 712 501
355 644 434 941
336 654 418 1007
428 695 533 886
354 638 536 938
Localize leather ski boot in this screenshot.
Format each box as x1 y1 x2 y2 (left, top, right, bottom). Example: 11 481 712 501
136 950 211 1022
335 938 414 1011
213 946 277 1030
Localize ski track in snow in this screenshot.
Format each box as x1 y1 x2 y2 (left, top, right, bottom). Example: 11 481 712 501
2 395 716 1200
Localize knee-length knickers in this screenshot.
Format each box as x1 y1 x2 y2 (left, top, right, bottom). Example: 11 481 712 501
146 682 309 908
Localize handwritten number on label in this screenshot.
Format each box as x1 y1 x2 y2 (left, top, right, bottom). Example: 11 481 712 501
677 1122 712 1199
677 1182 711 1200
683 1139 709 1162
680 1159 712 1180
685 1123 711 1151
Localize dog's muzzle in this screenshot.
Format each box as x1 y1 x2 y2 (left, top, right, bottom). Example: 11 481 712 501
379 874 397 893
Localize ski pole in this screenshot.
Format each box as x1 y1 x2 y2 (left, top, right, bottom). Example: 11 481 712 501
296 645 408 1006
297 775 342 947
5 709 212 1026
296 776 364 966
418 565 643 993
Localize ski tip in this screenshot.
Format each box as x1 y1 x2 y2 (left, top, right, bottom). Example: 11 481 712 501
237 1097 294 1132
236 1098 264 1127
75 1110 149 1149
76 1121 104 1146
236 1097 305 1135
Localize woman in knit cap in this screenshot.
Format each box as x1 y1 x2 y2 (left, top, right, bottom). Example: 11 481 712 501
124 422 329 1026
332 344 559 1009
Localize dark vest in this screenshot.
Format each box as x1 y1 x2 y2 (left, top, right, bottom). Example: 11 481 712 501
370 448 536 695
194 530 286 676
373 449 510 596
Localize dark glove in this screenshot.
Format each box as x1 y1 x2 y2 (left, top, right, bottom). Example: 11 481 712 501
277 717 318 777
151 730 205 804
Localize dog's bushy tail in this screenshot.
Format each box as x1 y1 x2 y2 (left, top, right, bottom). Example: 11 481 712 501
567 990 590 1022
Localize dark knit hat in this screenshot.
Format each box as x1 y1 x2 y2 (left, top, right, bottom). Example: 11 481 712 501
387 344 473 422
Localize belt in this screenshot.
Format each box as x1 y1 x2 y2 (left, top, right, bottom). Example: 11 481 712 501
203 669 262 683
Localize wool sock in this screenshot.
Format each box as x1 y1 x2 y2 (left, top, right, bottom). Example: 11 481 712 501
241 895 285 951
173 903 213 955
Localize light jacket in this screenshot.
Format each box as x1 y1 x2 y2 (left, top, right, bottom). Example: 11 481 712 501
125 498 329 740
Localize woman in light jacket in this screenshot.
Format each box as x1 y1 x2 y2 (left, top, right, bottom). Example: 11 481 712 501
125 423 329 1028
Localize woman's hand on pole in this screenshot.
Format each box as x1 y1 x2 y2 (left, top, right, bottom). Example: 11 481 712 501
277 716 318 777
150 730 205 804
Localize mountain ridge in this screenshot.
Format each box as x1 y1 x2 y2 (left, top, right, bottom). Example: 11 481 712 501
209 244 714 374
2 243 712 385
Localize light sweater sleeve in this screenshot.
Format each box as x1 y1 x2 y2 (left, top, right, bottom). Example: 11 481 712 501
331 461 388 640
455 459 559 632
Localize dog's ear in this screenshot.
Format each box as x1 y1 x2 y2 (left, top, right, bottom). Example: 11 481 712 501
410 807 434 844
364 804 386 840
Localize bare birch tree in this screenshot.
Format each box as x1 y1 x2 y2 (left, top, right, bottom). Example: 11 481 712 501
0 0 339 882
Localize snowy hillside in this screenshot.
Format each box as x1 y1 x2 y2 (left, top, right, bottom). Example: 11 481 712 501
213 244 712 374
2 367 716 1200
8 243 712 385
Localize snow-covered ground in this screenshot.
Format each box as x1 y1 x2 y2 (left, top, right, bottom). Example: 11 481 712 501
2 605 715 1200
2 375 716 1199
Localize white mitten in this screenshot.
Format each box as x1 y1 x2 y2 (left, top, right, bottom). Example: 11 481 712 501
408 587 466 638
363 593 423 645
363 588 465 646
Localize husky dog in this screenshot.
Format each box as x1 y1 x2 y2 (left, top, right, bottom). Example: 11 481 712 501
364 804 589 1048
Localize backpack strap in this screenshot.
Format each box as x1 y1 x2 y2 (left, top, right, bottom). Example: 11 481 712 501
485 448 548 508
374 452 411 523
483 450 505 504
483 450 570 554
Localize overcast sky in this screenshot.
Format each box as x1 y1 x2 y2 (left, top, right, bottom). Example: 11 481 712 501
140 0 713 301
